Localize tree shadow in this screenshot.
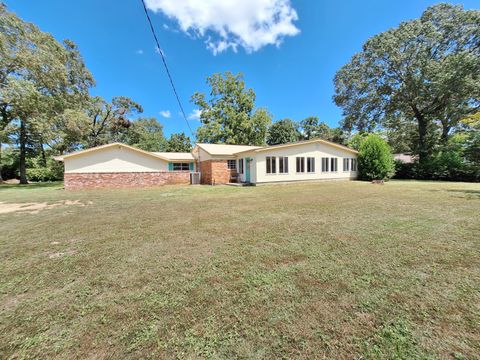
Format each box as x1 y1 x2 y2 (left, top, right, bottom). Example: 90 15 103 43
0 182 63 191
444 189 480 200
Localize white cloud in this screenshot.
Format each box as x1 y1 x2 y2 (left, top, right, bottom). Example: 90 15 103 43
145 0 300 54
135 49 144 55
159 110 171 118
187 109 202 120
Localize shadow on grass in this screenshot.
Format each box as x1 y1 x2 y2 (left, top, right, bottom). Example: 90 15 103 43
0 182 63 191
444 189 480 199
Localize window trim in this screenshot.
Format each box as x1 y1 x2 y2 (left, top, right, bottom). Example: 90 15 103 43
322 157 329 172
238 158 244 174
227 159 236 170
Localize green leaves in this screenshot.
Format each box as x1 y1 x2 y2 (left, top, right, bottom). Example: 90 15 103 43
192 72 271 145
358 134 395 180
334 4 480 161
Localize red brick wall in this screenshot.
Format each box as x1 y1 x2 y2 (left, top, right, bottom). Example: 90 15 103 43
199 160 237 185
64 171 190 190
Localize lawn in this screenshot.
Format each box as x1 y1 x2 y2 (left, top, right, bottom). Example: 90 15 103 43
0 180 479 359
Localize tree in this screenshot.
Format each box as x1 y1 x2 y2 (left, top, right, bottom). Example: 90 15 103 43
334 4 480 162
357 134 395 181
298 117 347 144
127 117 166 152
192 72 271 145
165 132 192 152
266 119 300 145
86 96 143 147
0 4 94 183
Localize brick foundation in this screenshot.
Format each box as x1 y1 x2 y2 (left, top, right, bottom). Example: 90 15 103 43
199 160 237 185
64 171 190 190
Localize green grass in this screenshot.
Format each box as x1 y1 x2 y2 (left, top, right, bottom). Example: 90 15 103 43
0 180 479 359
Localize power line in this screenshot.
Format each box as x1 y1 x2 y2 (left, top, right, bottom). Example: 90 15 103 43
139 0 195 138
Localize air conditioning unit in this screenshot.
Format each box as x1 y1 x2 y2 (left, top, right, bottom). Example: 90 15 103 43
190 172 201 185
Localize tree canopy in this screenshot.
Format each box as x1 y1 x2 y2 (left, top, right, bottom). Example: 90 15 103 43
266 119 300 145
334 4 480 162
192 72 271 145
165 132 192 152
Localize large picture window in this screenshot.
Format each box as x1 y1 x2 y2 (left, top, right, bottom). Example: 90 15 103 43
279 157 288 174
307 157 315 173
227 160 236 170
322 157 329 172
296 157 305 173
238 159 244 174
266 156 276 174
173 163 190 171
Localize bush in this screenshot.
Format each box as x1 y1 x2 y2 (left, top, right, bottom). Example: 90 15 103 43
358 134 395 181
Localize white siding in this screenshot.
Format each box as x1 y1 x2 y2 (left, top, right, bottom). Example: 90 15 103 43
65 145 169 173
252 142 357 184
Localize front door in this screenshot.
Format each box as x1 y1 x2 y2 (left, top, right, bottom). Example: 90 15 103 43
245 158 251 183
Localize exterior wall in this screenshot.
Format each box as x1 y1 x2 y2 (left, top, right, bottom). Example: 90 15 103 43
64 171 190 190
252 142 357 184
236 151 257 183
199 160 237 185
65 145 170 173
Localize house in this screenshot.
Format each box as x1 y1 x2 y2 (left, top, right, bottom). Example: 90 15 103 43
57 139 358 189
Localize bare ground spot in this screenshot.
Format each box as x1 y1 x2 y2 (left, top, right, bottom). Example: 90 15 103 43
48 249 77 259
0 200 91 214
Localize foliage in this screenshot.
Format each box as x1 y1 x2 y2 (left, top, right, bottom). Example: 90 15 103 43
358 134 395 180
125 117 166 152
347 132 370 151
165 132 192 152
192 72 271 145
0 4 94 183
85 96 143 147
0 146 19 180
266 118 300 145
334 4 480 161
298 116 347 144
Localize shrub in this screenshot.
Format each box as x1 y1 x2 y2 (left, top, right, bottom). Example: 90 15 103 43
358 134 395 181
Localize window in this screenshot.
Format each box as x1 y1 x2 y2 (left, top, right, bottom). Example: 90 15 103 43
330 157 338 172
173 163 190 171
266 156 276 174
351 158 357 171
296 157 305 173
322 157 329 172
227 160 236 170
307 157 315 173
238 159 244 174
343 158 350 172
279 157 289 173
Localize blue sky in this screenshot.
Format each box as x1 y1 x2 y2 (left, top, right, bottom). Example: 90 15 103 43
5 0 479 137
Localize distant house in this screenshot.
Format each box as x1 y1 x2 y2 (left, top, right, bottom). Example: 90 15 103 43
57 139 358 189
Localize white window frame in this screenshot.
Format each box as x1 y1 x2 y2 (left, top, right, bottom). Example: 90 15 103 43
307 157 315 173
296 157 305 173
266 156 276 174
238 158 244 174
227 160 236 170
322 157 329 172
279 157 289 174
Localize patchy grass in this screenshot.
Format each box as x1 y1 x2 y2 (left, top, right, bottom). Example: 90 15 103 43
0 180 479 359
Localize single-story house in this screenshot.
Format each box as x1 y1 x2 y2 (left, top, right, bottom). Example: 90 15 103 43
56 139 358 189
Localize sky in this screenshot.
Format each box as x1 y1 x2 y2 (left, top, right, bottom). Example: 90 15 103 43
5 0 479 138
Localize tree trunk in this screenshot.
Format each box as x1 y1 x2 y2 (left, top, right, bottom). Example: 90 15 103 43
40 141 47 167
19 119 27 184
440 121 450 144
411 105 429 163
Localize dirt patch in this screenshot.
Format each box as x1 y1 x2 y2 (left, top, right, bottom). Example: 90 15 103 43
0 200 91 214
